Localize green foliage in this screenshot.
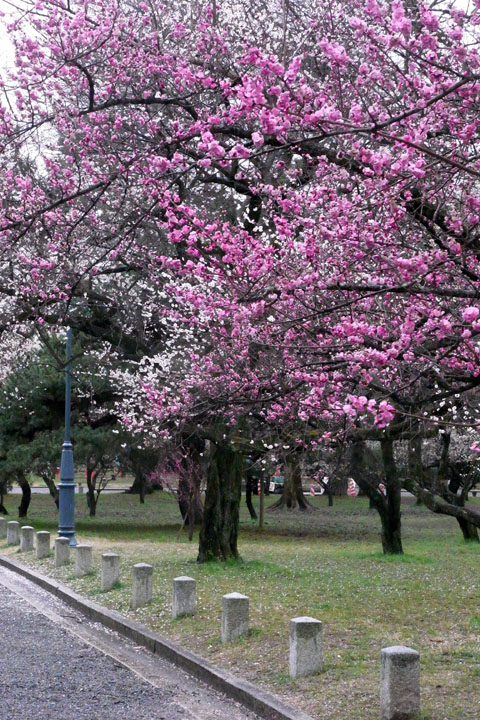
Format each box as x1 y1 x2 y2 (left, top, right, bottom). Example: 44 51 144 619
0 335 124 498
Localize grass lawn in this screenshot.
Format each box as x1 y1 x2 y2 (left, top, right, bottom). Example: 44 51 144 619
2 490 479 720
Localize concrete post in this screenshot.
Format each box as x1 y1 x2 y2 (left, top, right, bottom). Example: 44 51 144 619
7 521 20 546
0 517 7 539
75 545 93 577
289 616 323 678
130 563 153 609
36 531 51 559
221 592 249 643
172 576 196 618
20 526 34 552
380 646 420 720
101 553 120 591
55 536 70 567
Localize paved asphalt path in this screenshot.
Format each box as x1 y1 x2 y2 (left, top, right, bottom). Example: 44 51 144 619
0 567 259 720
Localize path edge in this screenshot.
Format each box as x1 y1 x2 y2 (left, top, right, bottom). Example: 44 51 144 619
0 553 313 720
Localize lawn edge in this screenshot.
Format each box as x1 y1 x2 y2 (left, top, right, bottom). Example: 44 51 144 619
0 553 313 720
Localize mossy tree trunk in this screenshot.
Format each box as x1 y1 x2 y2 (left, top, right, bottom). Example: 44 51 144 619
350 439 403 555
457 517 479 541
268 454 311 511
197 441 242 562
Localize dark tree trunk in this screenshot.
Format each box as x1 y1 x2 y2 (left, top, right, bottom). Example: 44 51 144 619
419 485 480 533
407 435 424 505
127 473 148 501
350 440 403 555
268 455 312 511
86 467 98 517
380 439 403 554
245 476 257 520
177 445 204 529
328 475 348 496
437 430 450 492
0 481 8 514
328 445 348 496
178 474 203 525
197 441 242 562
17 473 31 518
132 472 146 504
326 488 334 507
259 474 265 529
318 479 334 506
86 489 97 517
0 492 8 515
42 475 59 508
379 442 403 553
457 517 479 542
436 431 479 542
407 435 422 485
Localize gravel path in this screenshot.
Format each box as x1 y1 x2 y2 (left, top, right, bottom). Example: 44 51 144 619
0 574 257 720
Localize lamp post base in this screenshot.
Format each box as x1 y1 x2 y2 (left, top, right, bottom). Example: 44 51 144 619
58 440 76 547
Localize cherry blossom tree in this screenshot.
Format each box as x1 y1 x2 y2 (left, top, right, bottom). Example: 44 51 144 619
3 0 480 554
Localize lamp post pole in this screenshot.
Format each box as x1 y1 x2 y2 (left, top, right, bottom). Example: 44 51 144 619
58 327 76 546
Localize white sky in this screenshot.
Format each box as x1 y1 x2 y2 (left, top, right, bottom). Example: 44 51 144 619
0 3 14 72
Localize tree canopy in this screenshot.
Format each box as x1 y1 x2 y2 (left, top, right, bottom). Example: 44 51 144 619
2 0 480 552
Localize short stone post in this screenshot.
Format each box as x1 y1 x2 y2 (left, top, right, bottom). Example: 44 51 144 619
7 521 20 546
101 553 120 591
221 592 249 643
130 563 153 609
289 616 323 678
20 526 34 552
55 537 70 567
75 545 93 577
36 531 51 559
172 576 196 618
0 517 7 539
380 646 420 720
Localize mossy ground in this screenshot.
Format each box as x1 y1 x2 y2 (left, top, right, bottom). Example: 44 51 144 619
2 491 479 719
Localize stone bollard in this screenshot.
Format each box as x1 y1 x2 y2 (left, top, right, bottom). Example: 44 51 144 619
36 531 51 559
289 617 323 678
130 563 153 609
0 517 7 539
20 526 34 552
75 545 93 577
7 521 20 546
55 537 70 567
101 553 120 591
172 576 196 618
221 592 249 643
380 646 420 720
